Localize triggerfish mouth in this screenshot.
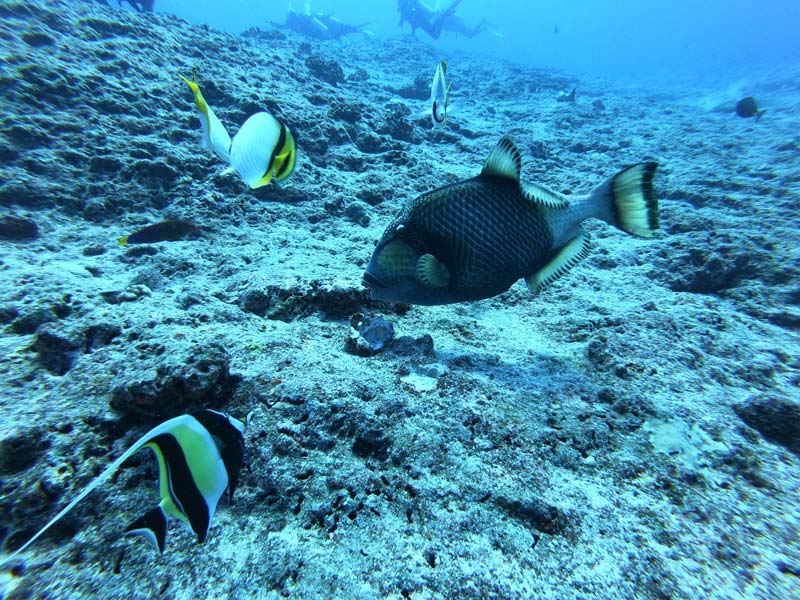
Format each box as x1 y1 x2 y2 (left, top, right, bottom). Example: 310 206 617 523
430 60 451 127
363 136 659 305
181 73 297 189
6 410 246 556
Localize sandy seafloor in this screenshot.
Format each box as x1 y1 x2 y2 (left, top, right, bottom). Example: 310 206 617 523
1 1 799 599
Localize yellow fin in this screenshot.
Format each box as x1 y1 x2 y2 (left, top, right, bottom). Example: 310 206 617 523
118 235 129 246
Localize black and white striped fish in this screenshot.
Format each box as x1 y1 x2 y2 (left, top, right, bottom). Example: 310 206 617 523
7 409 246 556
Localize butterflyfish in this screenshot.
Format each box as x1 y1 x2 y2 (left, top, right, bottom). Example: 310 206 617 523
430 60 451 128
180 72 232 162
363 136 659 305
118 219 197 245
228 111 297 189
6 409 245 556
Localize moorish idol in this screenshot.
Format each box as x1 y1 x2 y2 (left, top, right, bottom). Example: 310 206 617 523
180 71 233 163
7 409 246 556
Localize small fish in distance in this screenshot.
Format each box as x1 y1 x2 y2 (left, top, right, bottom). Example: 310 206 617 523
363 136 659 305
430 60 451 128
5 410 246 557
735 96 766 121
557 85 577 103
119 219 197 245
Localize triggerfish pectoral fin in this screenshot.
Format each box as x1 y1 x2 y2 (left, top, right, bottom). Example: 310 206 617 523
180 73 232 163
229 112 297 189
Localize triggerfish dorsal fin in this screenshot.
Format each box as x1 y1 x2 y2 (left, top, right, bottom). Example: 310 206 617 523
526 230 591 294
521 182 570 209
229 112 297 189
6 410 246 558
481 136 522 182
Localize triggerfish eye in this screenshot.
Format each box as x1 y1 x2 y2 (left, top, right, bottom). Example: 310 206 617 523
229 112 297 189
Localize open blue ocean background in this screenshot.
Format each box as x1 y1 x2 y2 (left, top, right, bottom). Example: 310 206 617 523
153 0 800 84
2 0 799 598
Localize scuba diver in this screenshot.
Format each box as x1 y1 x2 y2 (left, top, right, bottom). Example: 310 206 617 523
397 0 494 39
272 4 370 40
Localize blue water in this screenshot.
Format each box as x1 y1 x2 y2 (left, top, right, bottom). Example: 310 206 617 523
153 0 800 84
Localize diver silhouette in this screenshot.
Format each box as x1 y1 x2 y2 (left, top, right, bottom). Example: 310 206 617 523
397 0 490 39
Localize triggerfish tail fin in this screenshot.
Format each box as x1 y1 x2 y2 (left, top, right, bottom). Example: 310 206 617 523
180 72 232 163
118 235 129 246
125 505 168 554
755 109 767 122
229 112 297 189
590 162 659 238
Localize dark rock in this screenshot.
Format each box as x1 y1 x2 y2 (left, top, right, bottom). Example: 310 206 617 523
349 67 369 82
22 30 54 47
329 101 362 123
0 215 39 241
82 244 106 256
0 305 20 325
10 307 57 335
0 428 48 474
240 26 285 41
394 74 430 100
0 182 53 208
733 394 800 455
494 496 572 535
84 323 121 353
306 54 345 86
109 342 239 417
379 103 417 143
586 337 611 367
33 323 82 375
347 313 394 356
356 188 393 206
240 289 271 317
388 334 435 358
344 201 370 227
352 429 392 461
251 281 367 322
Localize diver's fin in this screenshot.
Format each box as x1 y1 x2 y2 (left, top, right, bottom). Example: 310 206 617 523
526 231 590 294
125 505 168 554
608 162 659 237
416 254 450 289
481 136 521 181
521 182 569 209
